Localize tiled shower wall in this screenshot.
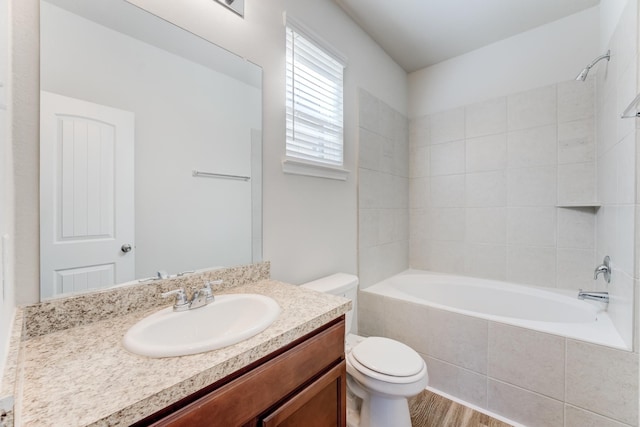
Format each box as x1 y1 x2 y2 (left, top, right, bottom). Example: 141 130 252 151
595 0 638 352
357 3 640 427
408 80 598 291
358 89 409 289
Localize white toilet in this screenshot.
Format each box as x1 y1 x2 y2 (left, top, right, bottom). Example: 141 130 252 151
301 273 428 427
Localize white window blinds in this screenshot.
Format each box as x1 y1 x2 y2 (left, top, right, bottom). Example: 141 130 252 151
286 23 345 167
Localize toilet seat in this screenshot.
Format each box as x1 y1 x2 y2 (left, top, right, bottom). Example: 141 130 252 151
348 337 426 384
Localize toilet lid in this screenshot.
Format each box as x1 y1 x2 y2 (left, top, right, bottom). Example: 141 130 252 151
351 337 424 377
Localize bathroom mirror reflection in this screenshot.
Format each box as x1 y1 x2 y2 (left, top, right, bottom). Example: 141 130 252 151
39 0 262 300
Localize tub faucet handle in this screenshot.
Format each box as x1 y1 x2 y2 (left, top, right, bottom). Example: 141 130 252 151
594 256 611 283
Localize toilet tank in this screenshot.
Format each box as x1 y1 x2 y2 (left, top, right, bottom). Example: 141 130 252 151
300 273 358 334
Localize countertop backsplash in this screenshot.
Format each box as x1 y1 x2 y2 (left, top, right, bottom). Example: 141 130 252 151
23 262 270 339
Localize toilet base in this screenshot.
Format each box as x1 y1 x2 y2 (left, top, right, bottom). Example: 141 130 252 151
346 387 362 427
360 394 411 427
347 375 414 427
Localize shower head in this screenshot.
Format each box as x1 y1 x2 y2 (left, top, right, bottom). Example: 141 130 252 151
575 50 611 81
575 67 590 81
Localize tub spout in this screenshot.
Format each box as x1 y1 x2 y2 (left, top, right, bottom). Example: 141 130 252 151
578 289 609 303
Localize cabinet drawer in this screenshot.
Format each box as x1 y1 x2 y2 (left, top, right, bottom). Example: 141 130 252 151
261 361 346 427
152 320 345 426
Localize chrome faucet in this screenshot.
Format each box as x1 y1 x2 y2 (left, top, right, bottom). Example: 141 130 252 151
162 288 190 311
162 281 222 311
138 270 172 283
578 289 610 303
594 256 611 283
189 282 216 309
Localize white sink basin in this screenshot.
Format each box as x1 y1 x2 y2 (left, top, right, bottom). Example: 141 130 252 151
123 294 281 358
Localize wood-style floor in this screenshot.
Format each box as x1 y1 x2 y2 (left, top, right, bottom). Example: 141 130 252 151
409 390 513 427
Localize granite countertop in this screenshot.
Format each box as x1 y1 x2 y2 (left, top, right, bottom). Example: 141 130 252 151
9 276 350 426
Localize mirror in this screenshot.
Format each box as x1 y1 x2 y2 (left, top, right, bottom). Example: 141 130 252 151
39 0 262 299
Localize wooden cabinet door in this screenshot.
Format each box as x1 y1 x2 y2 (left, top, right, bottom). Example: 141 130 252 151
147 320 345 427
261 361 346 427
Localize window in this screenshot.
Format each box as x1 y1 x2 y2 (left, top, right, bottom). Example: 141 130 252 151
284 19 348 180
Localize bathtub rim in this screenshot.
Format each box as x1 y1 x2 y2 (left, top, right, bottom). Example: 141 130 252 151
362 269 629 351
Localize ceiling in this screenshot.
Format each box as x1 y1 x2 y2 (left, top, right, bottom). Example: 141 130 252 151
335 0 601 72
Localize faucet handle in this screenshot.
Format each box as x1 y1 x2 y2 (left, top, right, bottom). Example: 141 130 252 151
593 256 612 283
162 288 190 311
202 281 220 303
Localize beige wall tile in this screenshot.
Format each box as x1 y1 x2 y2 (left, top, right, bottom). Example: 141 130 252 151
426 308 488 374
356 290 387 337
566 340 639 425
430 174 465 207
410 176 429 210
359 168 382 209
488 379 564 427
556 248 597 290
384 297 429 354
429 208 465 241
465 97 507 139
557 207 595 249
358 88 380 134
488 323 565 400
409 236 429 270
409 115 430 148
464 244 507 281
557 79 595 123
558 119 595 164
507 85 557 131
466 207 507 244
430 139 465 176
359 127 382 171
358 209 379 249
409 144 430 178
507 207 556 247
465 170 507 208
430 107 465 145
426 240 465 274
465 133 507 173
507 166 557 207
507 124 557 168
565 405 632 427
507 246 557 287
557 162 596 205
424 355 488 409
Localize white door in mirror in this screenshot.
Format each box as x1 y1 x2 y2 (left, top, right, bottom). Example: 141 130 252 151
122 294 280 358
40 91 135 299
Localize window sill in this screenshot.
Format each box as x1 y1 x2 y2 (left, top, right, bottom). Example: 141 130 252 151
282 158 350 181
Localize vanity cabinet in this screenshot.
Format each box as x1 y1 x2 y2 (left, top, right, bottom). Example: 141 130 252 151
136 316 346 427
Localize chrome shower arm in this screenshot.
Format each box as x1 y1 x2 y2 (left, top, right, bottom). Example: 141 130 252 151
575 50 610 81
586 50 611 69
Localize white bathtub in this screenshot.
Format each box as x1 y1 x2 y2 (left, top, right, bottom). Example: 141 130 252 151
363 270 627 350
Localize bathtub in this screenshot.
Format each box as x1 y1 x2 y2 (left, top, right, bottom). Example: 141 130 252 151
362 269 627 350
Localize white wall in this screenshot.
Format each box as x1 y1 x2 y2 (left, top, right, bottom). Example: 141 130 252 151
10 0 408 304
102 0 409 286
0 0 14 381
408 6 600 117
600 0 631 49
41 3 260 284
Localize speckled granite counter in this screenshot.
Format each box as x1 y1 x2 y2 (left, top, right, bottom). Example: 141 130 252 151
4 266 350 426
